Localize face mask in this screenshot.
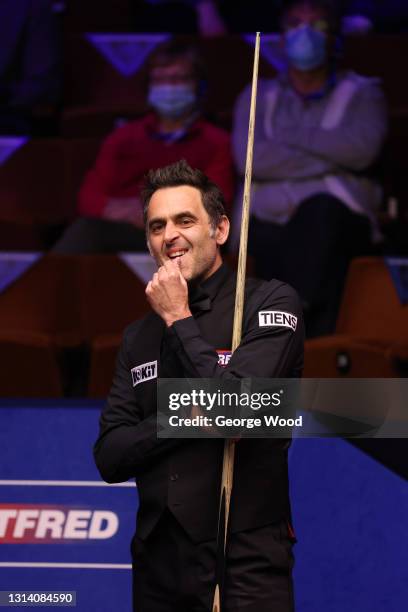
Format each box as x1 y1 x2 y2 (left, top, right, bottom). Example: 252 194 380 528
285 24 327 71
148 84 196 119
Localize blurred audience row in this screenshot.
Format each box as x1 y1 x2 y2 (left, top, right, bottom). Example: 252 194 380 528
0 0 407 342
54 0 389 339
2 0 408 135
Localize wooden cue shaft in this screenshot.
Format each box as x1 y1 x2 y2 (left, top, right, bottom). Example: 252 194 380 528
211 31 261 612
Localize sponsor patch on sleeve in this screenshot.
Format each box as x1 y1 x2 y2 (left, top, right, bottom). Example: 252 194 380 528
258 310 297 331
217 350 232 367
131 360 157 386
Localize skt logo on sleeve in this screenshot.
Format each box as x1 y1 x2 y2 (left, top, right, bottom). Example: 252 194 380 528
258 311 298 331
131 360 157 386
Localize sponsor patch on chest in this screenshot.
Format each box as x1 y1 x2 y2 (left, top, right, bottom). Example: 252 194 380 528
131 360 157 386
217 350 232 367
258 310 297 331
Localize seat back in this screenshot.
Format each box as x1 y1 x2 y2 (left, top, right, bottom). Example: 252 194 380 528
0 139 67 224
0 255 79 338
77 255 151 340
336 257 408 342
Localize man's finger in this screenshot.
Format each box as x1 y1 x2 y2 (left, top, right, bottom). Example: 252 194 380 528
163 258 176 270
158 266 168 280
151 272 160 288
175 258 187 284
161 259 182 280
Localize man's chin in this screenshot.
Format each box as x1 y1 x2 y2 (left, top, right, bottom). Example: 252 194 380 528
180 268 193 282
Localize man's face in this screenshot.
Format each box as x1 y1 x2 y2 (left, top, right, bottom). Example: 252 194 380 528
149 59 196 91
283 3 330 35
146 186 229 283
148 58 198 119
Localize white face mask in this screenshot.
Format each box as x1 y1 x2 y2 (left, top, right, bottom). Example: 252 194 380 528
148 84 196 119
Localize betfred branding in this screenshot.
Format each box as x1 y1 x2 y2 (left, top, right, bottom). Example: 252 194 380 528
0 504 118 543
217 350 232 367
131 360 157 386
258 310 298 332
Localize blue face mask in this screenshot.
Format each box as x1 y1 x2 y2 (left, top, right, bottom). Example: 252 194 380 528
285 24 327 71
148 84 196 119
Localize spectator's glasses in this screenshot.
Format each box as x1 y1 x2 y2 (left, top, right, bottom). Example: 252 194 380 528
283 19 330 35
150 73 196 85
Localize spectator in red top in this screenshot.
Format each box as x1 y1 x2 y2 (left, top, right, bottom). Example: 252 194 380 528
54 41 234 253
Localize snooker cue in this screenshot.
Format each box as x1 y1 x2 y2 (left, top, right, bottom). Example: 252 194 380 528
211 31 261 612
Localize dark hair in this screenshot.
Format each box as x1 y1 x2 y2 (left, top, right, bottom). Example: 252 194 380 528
147 40 206 84
280 0 341 34
142 160 226 229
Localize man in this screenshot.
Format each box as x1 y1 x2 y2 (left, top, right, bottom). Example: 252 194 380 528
94 160 304 611
53 41 233 253
232 0 388 337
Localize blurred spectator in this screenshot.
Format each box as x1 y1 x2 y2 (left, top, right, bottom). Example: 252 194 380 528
232 0 387 337
53 41 234 254
132 0 282 34
0 0 61 135
342 0 408 34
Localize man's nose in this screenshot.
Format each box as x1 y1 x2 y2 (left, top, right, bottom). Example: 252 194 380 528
164 221 180 243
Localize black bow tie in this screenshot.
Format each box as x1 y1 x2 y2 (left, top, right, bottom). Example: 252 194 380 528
188 285 211 314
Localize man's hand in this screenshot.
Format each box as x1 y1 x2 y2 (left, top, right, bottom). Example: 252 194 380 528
145 260 192 327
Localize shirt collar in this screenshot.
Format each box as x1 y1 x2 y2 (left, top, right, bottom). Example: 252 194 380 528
188 263 231 314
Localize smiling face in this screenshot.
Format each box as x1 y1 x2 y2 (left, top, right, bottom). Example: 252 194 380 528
146 185 229 282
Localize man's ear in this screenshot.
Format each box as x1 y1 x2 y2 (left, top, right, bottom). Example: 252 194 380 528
215 215 230 246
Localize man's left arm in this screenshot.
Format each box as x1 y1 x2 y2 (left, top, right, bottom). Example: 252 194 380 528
275 81 388 172
167 282 304 379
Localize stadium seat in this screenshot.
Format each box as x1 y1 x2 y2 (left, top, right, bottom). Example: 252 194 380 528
63 33 148 110
62 138 102 212
0 138 103 250
342 34 408 110
0 139 67 225
60 107 140 138
304 257 408 377
87 333 122 398
0 220 45 251
0 255 80 397
0 254 153 396
0 255 79 338
0 330 63 397
80 255 152 397
77 255 150 340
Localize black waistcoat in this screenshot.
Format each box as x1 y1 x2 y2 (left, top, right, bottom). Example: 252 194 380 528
126 269 291 542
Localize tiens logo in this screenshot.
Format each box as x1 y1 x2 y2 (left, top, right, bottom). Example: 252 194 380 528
0 504 119 543
258 310 298 332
